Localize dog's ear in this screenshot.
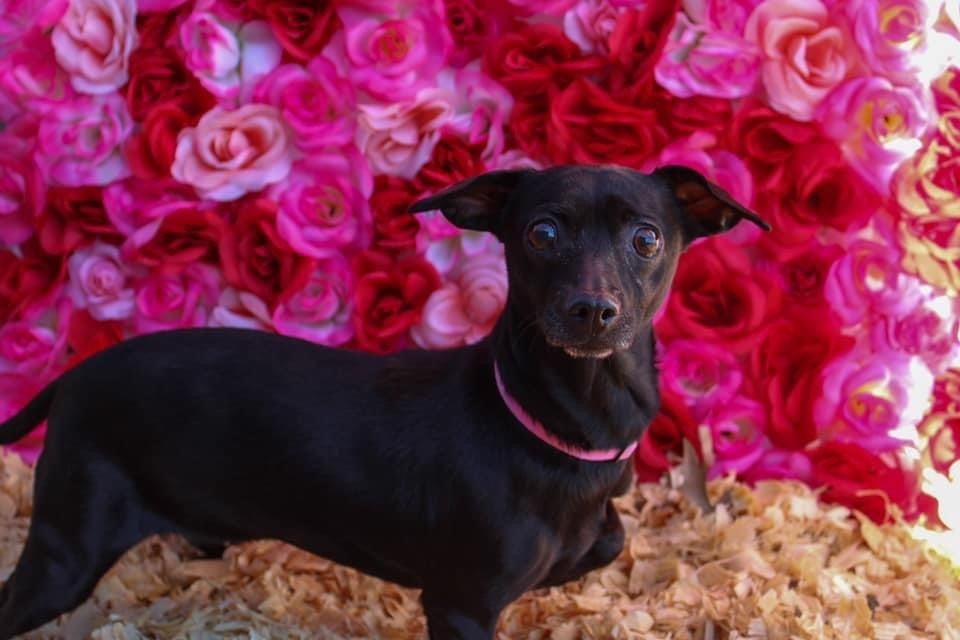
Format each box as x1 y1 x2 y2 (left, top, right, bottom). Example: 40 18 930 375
408 169 533 233
654 165 771 241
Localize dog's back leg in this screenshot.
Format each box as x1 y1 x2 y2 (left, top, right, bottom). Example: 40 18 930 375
0 452 151 639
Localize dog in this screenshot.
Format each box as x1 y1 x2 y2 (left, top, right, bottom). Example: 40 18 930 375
0 164 769 639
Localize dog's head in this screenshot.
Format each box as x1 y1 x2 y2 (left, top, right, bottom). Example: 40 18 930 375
410 165 770 359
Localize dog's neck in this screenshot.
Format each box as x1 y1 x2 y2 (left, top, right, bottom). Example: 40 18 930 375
490 305 661 455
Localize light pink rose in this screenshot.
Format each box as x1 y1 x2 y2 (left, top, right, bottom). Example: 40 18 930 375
103 178 201 249
656 13 761 99
704 395 767 479
872 291 960 375
684 0 763 34
0 28 77 113
272 255 354 346
660 339 743 419
270 146 373 259
35 93 133 186
355 88 453 178
67 241 136 321
0 322 59 377
563 0 624 54
133 263 221 333
411 251 507 349
180 14 281 100
252 57 356 151
208 287 273 331
171 103 294 201
0 373 48 464
0 133 44 246
416 212 500 275
439 67 514 161
843 0 929 77
51 0 137 95
745 0 856 120
815 77 928 194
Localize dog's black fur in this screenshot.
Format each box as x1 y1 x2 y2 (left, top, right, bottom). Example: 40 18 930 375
0 165 768 639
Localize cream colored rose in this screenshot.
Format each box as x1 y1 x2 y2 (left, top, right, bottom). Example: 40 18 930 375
52 0 137 95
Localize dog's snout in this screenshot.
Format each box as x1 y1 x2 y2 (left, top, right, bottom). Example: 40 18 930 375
567 296 620 335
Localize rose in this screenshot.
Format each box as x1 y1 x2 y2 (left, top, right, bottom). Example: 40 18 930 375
125 207 225 272
439 67 514 161
35 186 122 256
355 88 453 179
691 0 763 34
102 177 199 247
633 388 700 483
0 0 66 57
35 94 133 187
51 0 138 95
659 339 743 419
657 92 734 139
843 0 929 76
704 395 767 479
124 101 198 180
137 0 189 12
563 0 623 55
413 133 486 195
0 322 60 377
744 0 856 121
270 147 374 259
808 441 918 523
410 251 507 349
606 0 682 98
333 3 451 101
871 293 960 375
218 197 315 306
67 241 136 321
505 0 577 17
247 0 341 61
208 288 273 331
370 176 422 255
133 263 221 333
0 242 66 323
765 239 843 310
655 13 761 99
273 254 354 346
125 46 214 122
747 314 854 450
171 104 295 202
656 237 784 355
444 0 511 66
62 307 124 370
0 133 44 246
931 368 960 417
739 448 812 484
0 374 47 464
547 78 668 168
352 250 441 354
0 29 77 113
252 57 356 151
928 416 960 476
135 4 187 49
416 210 499 275
728 99 821 185
506 97 550 165
823 237 916 327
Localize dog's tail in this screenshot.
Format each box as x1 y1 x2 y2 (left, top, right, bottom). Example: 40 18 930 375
0 381 56 445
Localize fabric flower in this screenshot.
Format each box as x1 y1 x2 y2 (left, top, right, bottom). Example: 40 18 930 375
133 263 221 333
67 241 136 321
273 254 354 346
51 0 138 95
660 339 743 419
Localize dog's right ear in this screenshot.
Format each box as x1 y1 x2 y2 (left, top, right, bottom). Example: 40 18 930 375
408 169 533 233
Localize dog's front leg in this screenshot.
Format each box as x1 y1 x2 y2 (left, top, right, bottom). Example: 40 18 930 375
422 593 500 640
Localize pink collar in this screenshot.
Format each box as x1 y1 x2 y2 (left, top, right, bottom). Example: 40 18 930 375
493 363 638 463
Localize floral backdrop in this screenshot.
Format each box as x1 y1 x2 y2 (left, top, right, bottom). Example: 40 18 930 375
1 0 959 538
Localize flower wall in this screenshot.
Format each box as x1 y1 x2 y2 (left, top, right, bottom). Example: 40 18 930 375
1 0 959 532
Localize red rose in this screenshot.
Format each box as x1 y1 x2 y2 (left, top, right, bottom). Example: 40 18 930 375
655 92 734 139
125 101 197 180
126 48 214 122
547 78 667 168
508 97 551 164
656 237 785 354
248 0 341 62
35 186 122 256
352 250 441 354
747 315 854 450
219 198 315 306
931 368 960 416
759 238 844 310
127 208 225 273
370 176 422 256
484 24 604 99
0 241 66 323
413 134 487 194
928 416 959 475
63 308 124 371
136 9 186 50
634 389 700 483
606 0 682 98
728 100 821 185
809 441 918 524
932 66 960 114
444 0 514 66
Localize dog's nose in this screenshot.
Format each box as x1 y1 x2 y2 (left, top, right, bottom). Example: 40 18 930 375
567 296 620 335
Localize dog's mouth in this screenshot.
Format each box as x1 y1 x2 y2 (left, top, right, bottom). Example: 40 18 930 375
562 346 614 359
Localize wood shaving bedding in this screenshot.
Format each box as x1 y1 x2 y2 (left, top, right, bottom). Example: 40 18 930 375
0 453 956 639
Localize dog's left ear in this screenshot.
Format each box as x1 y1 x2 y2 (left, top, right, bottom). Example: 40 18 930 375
654 165 771 241
408 169 533 234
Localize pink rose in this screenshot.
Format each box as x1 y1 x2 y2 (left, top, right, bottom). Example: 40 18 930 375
416 212 499 275
410 251 507 349
872 291 960 375
739 448 812 483
334 3 451 101
171 104 294 201
133 263 221 333
270 146 374 259
36 93 133 186
67 241 136 321
0 373 47 464
685 0 763 34
0 29 77 113
0 133 44 246
816 77 927 193
138 0 189 12
506 0 577 17
660 339 743 419
103 178 201 249
356 88 453 178
439 68 514 161
655 13 761 99
208 287 273 331
843 0 929 77
273 254 354 346
562 0 624 54
814 348 932 452
180 14 281 100
745 0 856 120
51 0 138 95
0 322 60 377
704 395 767 479
0 0 67 56
252 57 356 151
823 237 917 326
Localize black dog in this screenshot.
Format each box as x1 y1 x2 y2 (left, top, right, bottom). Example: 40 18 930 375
0 165 768 639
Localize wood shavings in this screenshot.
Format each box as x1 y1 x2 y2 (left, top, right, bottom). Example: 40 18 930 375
0 453 957 639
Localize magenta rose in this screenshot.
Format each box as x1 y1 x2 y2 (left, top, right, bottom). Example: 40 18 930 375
0 133 44 246
67 241 136 321
659 339 743 420
273 254 354 346
133 263 221 333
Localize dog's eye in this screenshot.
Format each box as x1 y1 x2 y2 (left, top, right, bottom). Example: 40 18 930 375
633 227 661 258
527 221 558 250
